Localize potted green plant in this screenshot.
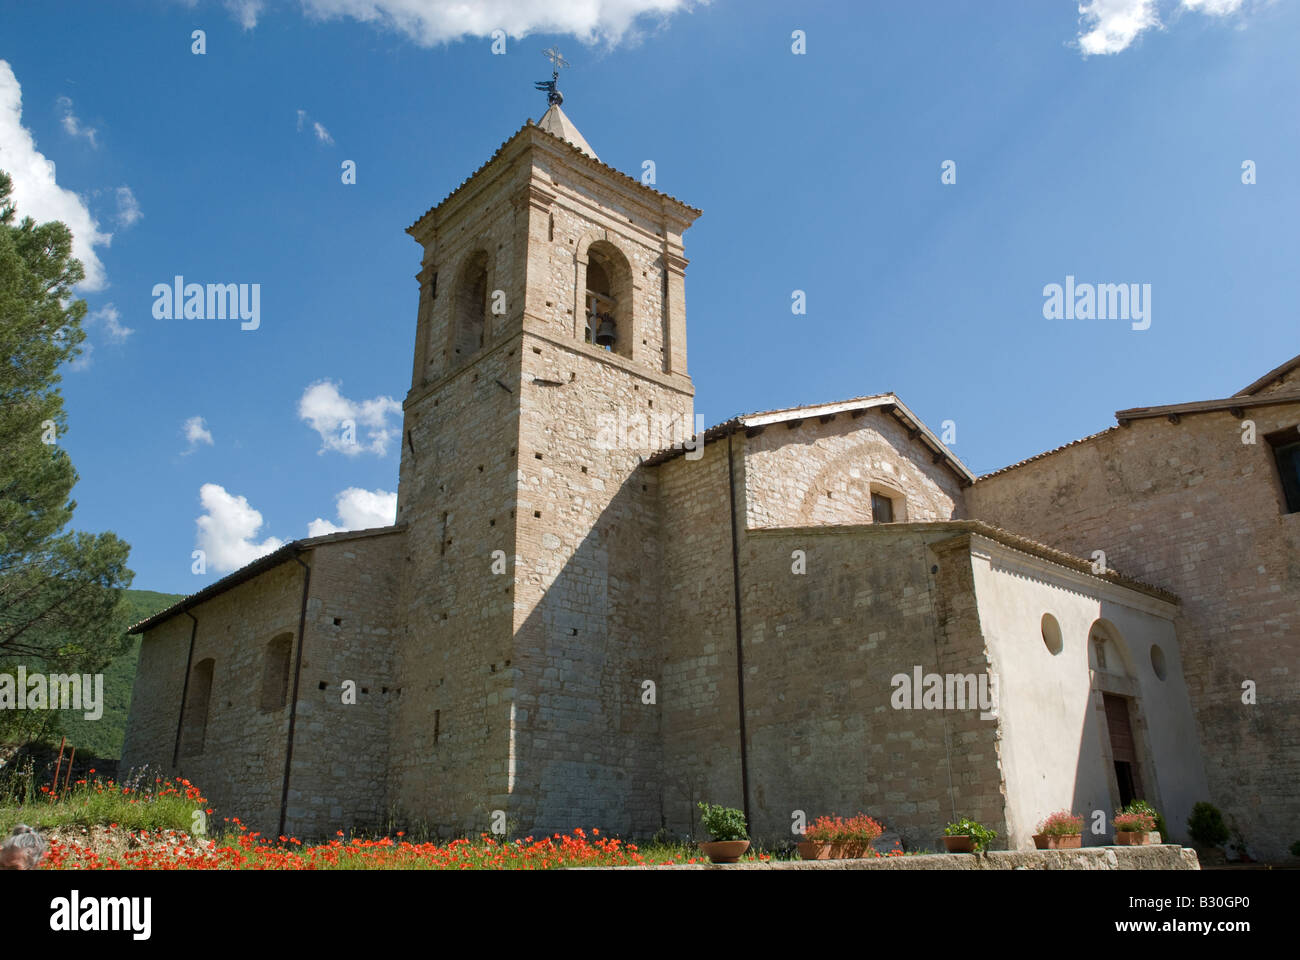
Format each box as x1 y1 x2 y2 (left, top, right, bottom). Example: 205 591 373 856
798 815 835 860
943 816 996 853
1112 809 1157 845
1033 811 1083 849
697 802 750 863
1122 800 1166 843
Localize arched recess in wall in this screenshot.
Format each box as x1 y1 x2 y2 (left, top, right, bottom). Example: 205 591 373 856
1088 618 1135 679
180 658 215 758
452 249 490 362
260 633 293 712
575 232 634 360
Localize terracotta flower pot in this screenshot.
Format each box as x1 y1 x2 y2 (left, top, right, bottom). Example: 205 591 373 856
1033 833 1083 850
1114 831 1153 846
699 840 750 864
943 835 975 853
797 840 832 860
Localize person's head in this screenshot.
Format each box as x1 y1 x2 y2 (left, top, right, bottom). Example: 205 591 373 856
0 824 48 870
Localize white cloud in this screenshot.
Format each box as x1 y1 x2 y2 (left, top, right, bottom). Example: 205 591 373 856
1078 0 1161 55
87 302 132 342
307 487 397 537
296 108 306 132
298 0 694 47
298 380 402 457
182 416 214 454
225 0 265 30
115 185 142 228
195 483 284 573
312 121 334 145
1077 0 1251 56
1180 0 1244 13
0 62 112 290
55 95 98 148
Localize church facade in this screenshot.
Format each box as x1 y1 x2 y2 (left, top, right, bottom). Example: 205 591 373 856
122 104 1299 857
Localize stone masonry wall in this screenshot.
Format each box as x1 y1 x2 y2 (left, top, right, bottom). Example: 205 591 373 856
738 526 1005 848
121 560 305 835
282 532 403 838
656 427 1003 847
744 407 967 528
506 142 696 836
967 399 1300 859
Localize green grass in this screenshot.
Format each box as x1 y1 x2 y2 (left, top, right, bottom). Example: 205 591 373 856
0 774 203 835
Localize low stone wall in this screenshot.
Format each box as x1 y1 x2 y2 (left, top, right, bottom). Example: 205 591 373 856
609 846 1200 870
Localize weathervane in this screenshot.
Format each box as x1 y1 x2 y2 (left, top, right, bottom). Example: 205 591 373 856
535 46 569 107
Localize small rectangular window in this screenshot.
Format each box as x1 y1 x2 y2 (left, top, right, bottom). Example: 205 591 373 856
871 493 894 523
1272 437 1300 514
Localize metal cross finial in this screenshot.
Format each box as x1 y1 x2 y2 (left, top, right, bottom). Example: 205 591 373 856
543 46 569 77
535 47 569 107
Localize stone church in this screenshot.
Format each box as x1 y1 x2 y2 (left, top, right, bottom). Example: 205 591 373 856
122 95 1300 857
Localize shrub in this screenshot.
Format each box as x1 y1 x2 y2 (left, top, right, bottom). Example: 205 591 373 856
1036 811 1084 836
1289 839 1300 858
1187 802 1230 848
944 816 997 852
697 802 747 842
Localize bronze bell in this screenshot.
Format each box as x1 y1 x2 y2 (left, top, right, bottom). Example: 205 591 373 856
594 313 617 347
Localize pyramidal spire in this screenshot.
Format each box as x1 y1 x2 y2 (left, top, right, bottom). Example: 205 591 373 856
533 46 598 160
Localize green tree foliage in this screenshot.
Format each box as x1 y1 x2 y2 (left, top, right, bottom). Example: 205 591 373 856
0 170 134 691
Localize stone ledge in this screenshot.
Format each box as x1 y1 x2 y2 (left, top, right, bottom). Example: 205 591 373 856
596 845 1200 870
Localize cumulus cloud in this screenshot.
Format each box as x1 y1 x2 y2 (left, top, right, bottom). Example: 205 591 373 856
299 380 402 457
298 0 694 46
0 62 112 290
87 302 132 342
182 416 214 454
1077 0 1250 56
225 0 265 29
115 185 142 228
195 483 284 573
307 487 397 537
55 95 97 148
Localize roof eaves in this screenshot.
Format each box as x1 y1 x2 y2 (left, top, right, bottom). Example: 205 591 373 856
1235 352 1300 397
128 525 406 635
407 119 701 236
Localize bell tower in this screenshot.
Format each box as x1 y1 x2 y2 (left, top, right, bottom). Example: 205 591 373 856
389 56 701 837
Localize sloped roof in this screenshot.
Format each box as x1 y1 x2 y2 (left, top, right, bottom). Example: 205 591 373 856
1236 351 1300 397
407 114 700 236
537 103 597 159
644 393 976 485
128 526 406 635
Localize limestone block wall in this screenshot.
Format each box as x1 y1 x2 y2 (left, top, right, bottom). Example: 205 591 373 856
963 533 1208 849
744 408 968 528
656 426 1004 846
391 335 523 837
967 399 1300 858
121 561 305 835
282 532 404 838
738 526 1005 847
409 160 529 388
656 437 745 832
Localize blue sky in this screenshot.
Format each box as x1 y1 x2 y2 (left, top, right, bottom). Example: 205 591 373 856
2 0 1296 594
